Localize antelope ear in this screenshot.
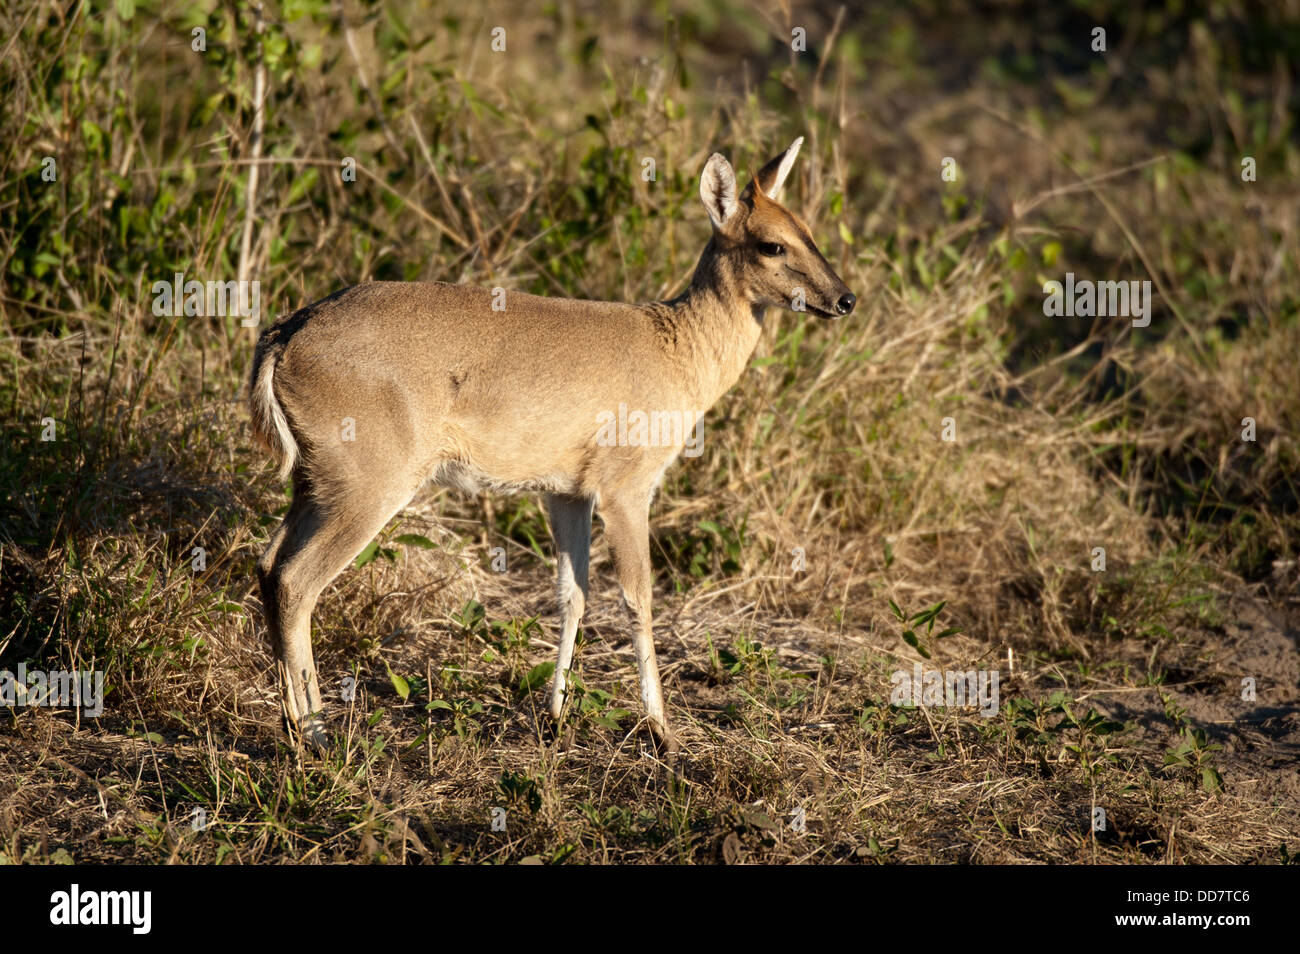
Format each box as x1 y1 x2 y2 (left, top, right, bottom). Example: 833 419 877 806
700 153 739 229
745 136 804 202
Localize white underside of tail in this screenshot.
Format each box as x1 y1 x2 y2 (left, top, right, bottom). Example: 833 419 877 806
251 350 298 482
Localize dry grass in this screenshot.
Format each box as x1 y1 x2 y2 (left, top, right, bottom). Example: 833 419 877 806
1 0 1298 863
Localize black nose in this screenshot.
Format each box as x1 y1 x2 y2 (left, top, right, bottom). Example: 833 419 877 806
835 292 857 315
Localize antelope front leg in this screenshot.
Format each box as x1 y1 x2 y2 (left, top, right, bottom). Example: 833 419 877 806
546 494 593 722
600 494 674 752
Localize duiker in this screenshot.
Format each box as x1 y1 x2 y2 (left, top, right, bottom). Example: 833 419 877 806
249 137 855 753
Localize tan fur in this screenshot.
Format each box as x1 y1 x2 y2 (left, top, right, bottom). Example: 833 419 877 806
248 139 854 751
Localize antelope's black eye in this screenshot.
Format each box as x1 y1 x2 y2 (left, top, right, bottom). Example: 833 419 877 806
757 241 784 257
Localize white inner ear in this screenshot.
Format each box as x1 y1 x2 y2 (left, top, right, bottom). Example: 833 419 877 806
766 136 804 199
700 154 738 228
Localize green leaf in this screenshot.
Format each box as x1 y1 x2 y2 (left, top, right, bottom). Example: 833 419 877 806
909 600 947 625
81 119 103 154
395 533 437 549
386 665 410 701
902 630 931 659
385 5 411 42
355 540 381 567
1201 766 1223 793
518 662 555 693
286 166 319 206
591 708 632 730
